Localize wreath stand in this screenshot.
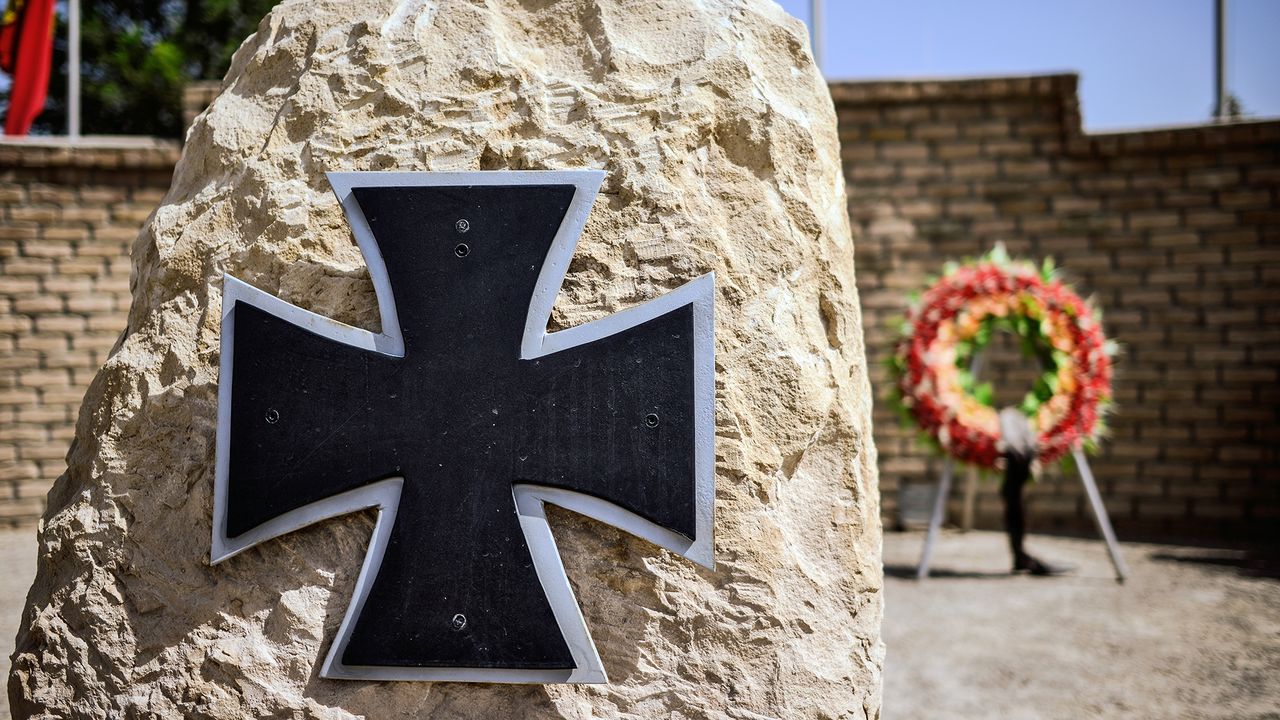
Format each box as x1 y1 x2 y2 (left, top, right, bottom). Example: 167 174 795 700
914 353 1129 583
915 449 1129 582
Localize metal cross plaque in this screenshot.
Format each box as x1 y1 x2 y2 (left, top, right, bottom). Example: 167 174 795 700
211 171 715 683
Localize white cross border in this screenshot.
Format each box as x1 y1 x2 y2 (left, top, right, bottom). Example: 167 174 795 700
211 170 715 683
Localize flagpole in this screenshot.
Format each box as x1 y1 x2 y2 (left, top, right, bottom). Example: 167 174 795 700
1213 0 1227 121
67 0 79 139
809 0 823 73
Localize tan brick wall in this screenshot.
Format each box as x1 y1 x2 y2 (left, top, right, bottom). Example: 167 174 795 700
2 76 1277 545
0 139 179 525
834 74 1280 544
182 81 223 137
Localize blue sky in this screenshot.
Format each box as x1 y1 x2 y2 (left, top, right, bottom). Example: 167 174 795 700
6 2 1275 134
774 0 1280 130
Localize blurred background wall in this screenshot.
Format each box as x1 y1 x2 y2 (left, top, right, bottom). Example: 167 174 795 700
0 139 177 524
834 74 1278 545
1 74 1277 547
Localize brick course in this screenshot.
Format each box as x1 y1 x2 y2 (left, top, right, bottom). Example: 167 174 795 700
834 74 1280 544
0 138 178 525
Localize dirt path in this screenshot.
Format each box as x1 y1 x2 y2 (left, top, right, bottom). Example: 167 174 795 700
884 530 1280 719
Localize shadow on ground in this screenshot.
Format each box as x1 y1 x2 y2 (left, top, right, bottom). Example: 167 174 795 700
1148 546 1280 579
883 564 1009 580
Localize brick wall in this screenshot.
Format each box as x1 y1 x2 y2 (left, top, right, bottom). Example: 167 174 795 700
0 138 178 525
182 82 222 136
2 76 1278 544
834 74 1280 544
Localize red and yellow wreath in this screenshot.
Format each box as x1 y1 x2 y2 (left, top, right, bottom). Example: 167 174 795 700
888 247 1116 469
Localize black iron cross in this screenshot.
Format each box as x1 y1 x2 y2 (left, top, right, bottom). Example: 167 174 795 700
212 171 714 683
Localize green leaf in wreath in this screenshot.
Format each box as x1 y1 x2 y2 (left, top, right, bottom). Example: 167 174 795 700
973 382 994 407
1019 393 1041 416
973 319 993 348
1033 375 1055 402
988 243 1010 265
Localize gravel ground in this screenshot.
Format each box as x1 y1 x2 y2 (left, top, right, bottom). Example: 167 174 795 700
2 526 1277 718
1 525 36 720
884 529 1280 720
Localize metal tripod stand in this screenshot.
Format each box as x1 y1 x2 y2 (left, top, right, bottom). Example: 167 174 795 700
915 448 1129 582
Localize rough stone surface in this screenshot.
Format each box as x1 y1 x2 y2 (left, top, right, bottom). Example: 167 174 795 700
8 1 882 717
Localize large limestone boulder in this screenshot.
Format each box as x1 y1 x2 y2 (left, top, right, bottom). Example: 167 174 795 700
9 0 882 717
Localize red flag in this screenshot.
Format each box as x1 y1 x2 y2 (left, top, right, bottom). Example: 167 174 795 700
0 0 56 135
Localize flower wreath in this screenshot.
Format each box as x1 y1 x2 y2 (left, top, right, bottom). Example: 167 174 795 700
888 246 1116 469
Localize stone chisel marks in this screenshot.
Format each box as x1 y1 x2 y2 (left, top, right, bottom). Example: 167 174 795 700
212 170 715 683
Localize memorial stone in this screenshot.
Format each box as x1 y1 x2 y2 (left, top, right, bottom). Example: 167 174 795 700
9 1 883 717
